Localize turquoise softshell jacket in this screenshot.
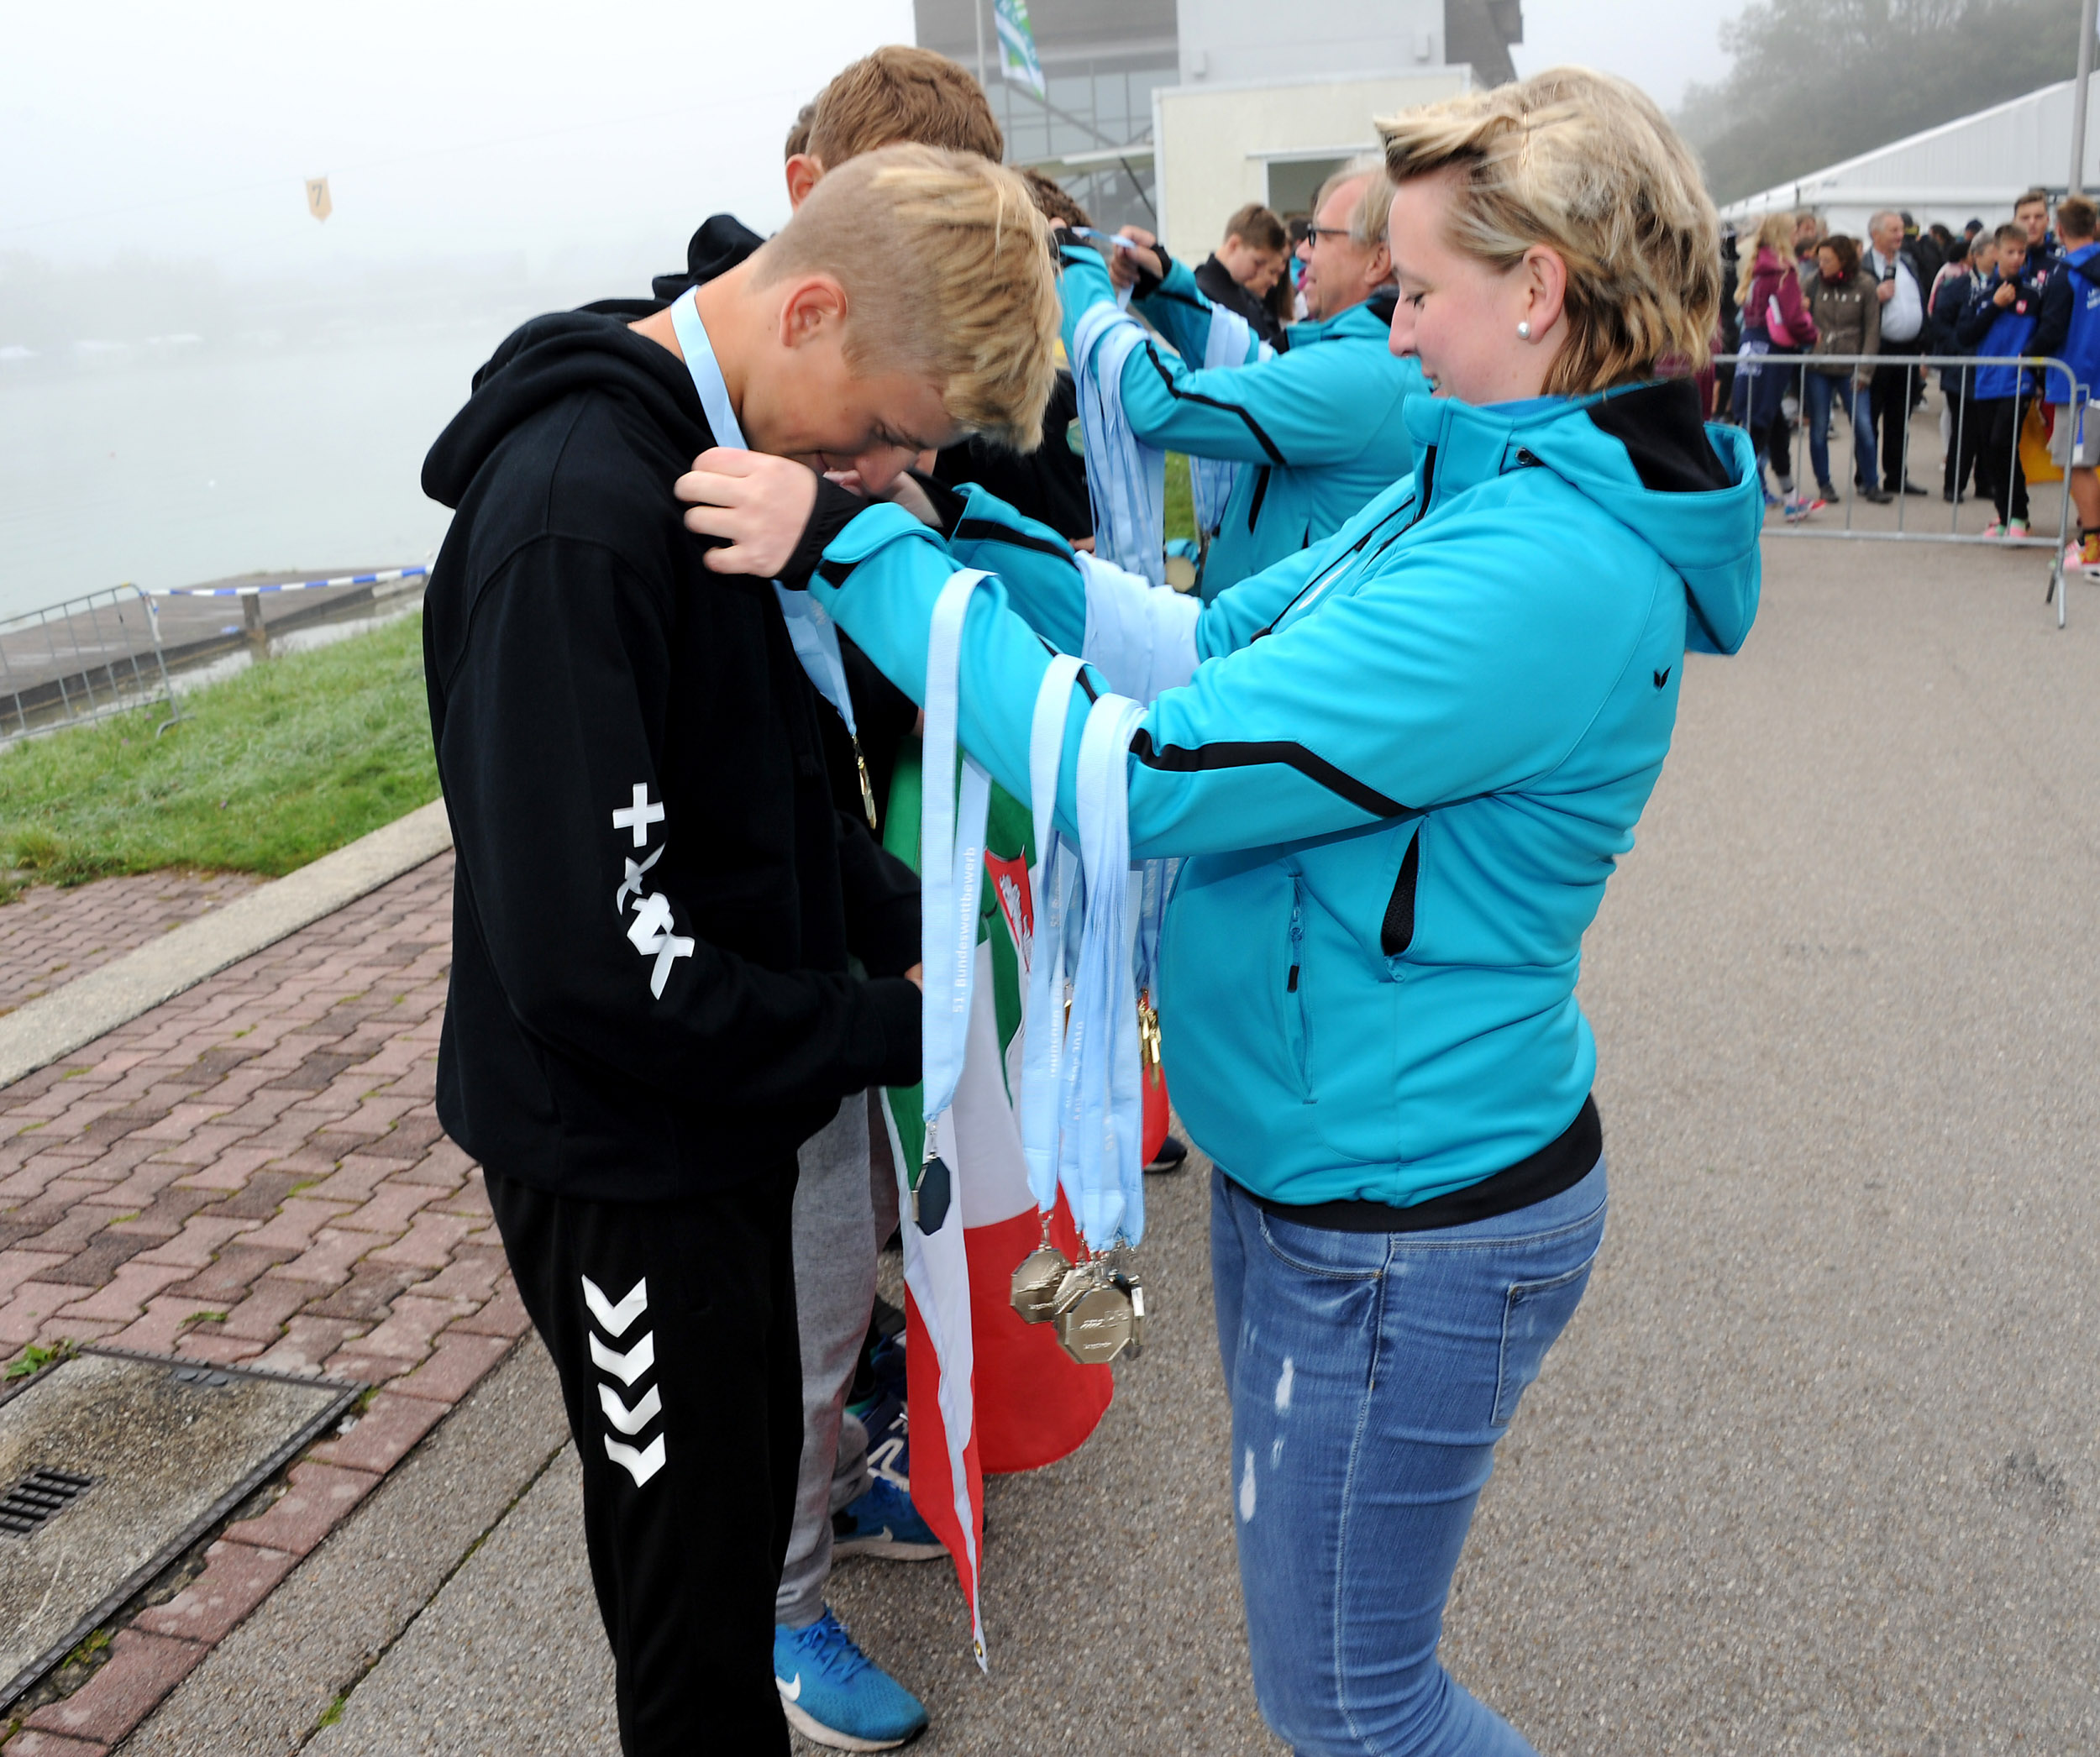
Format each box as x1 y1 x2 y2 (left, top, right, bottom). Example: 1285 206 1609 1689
810 380 1763 1207
1061 248 1426 601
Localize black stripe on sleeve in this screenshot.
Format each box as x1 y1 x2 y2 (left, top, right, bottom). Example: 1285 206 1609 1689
1129 729 1410 817
1142 344 1288 465
952 517 1081 565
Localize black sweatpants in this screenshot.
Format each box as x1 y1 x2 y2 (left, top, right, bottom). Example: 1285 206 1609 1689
1964 395 2031 526
488 1164 804 1756
1870 357 1922 490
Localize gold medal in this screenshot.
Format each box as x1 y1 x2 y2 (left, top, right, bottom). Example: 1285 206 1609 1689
1011 1218 1071 1324
853 737 879 832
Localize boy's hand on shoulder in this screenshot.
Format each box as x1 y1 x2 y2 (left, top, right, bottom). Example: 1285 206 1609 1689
676 448 819 576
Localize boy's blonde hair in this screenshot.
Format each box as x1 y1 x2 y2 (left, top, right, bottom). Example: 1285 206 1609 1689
807 45 1004 168
757 144 1059 452
1378 67 1721 396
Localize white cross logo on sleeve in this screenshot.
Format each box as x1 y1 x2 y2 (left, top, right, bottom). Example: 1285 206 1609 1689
615 846 664 915
612 784 666 847
625 891 696 999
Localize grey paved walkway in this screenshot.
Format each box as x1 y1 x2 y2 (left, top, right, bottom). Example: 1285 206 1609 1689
118 536 2100 1756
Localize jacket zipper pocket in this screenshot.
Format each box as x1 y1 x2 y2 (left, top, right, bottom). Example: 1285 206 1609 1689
1286 878 1312 1100
1380 827 1421 958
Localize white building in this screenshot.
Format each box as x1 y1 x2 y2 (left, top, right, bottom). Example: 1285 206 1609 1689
1717 74 2100 239
911 0 1520 261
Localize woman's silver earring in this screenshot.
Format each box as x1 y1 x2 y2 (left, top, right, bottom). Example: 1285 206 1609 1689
1517 320 1532 339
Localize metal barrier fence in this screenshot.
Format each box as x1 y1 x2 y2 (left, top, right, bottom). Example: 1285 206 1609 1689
0 584 176 745
1713 353 2086 627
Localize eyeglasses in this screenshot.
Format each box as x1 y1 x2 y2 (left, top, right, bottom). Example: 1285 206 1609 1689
1288 218 1351 247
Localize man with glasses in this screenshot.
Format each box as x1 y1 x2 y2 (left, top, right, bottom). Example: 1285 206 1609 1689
1078 158 1425 601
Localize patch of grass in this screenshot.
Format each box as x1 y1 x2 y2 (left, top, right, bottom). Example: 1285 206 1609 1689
316 1691 348 1728
5 1338 73 1380
0 612 437 887
1164 452 1194 543
64 1628 110 1669
182 1311 228 1329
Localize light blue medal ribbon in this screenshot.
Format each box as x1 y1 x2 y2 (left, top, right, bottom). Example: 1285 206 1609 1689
1072 303 1167 588
914 569 996 1234
1061 692 1148 1250
1019 654 1085 1219
669 291 879 828
1187 306 1271 540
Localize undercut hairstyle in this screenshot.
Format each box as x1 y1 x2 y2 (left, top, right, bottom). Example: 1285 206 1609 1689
2056 194 2097 242
1997 221 2030 249
806 45 1004 170
785 102 816 161
2014 187 2050 214
1021 167 1092 230
755 144 1058 451
1818 233 1861 281
1378 66 1722 395
1223 202 1288 254
1314 156 1395 247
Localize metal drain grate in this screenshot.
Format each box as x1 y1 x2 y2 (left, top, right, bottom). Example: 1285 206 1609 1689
0 1467 95 1537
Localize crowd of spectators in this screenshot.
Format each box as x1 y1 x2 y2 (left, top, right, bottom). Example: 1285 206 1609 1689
1719 189 2100 563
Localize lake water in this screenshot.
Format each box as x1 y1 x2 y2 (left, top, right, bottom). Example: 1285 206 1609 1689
0 292 606 623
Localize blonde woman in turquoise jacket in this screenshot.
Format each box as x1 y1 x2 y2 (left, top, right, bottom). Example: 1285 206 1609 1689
683 71 1761 1757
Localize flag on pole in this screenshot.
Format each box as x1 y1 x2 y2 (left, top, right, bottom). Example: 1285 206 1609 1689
993 0 1047 96
304 176 333 222
881 747 1113 1668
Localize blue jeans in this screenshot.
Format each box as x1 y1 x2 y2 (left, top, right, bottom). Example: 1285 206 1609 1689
1211 1157 1607 1756
1803 370 1876 492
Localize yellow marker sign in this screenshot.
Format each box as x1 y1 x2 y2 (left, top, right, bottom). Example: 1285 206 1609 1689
305 176 333 222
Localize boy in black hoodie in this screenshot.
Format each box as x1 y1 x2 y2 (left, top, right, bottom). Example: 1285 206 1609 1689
420 145 1058 1754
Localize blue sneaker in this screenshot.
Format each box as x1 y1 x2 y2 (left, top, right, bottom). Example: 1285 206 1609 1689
832 1476 946 1561
774 1609 929 1750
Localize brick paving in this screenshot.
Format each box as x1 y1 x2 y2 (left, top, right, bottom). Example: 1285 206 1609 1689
0 851 532 1754
0 872 268 1019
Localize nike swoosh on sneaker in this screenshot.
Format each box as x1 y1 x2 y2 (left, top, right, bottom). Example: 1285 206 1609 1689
777 1672 802 1702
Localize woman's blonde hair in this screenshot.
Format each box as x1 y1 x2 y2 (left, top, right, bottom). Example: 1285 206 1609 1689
1377 67 1721 396
758 144 1060 452
1735 212 1797 307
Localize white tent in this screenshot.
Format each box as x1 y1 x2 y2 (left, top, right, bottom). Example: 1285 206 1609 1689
1717 73 2099 237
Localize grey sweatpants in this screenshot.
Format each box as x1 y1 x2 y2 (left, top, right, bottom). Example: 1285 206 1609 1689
775 1090 899 1629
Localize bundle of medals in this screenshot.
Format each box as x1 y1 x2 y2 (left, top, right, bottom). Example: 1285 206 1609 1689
1011 1225 1145 1364
1005 659 1161 1368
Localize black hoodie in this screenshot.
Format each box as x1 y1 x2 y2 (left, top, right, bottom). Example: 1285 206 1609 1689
421 310 922 1201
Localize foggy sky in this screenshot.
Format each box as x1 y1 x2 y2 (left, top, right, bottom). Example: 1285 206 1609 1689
2 0 1737 288
1 1 916 281
1513 0 1738 109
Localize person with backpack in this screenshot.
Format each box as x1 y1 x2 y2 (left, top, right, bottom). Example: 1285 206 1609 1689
1734 212 1823 516
1802 233 1879 504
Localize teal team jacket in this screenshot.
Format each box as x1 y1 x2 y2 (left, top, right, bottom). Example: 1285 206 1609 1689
806 381 1763 1208
1061 249 1426 601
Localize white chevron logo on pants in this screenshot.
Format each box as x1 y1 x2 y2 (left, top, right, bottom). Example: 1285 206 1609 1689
589 1330 655 1386
598 1382 662 1435
605 1433 666 1486
581 1273 649 1337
